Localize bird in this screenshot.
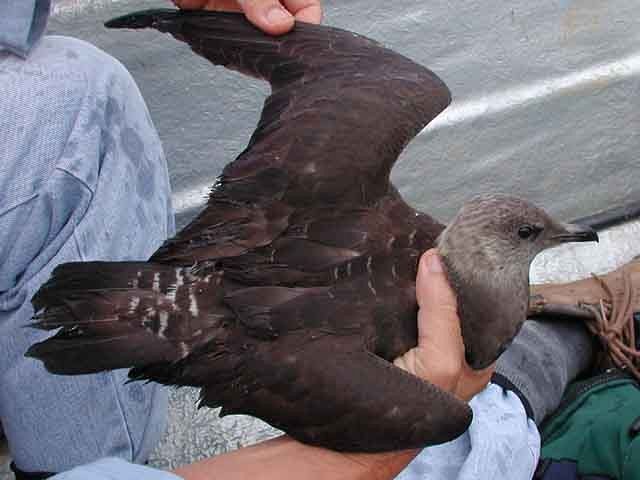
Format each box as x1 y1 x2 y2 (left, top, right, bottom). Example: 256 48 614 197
26 9 598 452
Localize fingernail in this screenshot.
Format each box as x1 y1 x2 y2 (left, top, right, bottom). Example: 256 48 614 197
425 254 443 273
266 6 293 25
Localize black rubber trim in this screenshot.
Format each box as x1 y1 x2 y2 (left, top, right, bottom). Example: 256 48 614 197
10 462 54 480
491 372 535 420
571 199 640 230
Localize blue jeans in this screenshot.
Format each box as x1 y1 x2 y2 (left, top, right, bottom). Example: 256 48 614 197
0 35 174 473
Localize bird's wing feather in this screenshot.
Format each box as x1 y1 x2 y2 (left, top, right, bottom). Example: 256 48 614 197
206 336 472 451
106 10 450 264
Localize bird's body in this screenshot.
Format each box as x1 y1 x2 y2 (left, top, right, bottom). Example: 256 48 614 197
27 10 597 452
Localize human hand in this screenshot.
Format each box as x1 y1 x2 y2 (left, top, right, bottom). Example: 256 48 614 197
172 0 322 35
394 249 495 401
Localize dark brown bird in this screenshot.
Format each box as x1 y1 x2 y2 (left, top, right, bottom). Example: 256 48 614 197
26 9 598 452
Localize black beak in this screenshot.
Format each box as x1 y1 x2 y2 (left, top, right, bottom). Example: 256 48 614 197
551 223 599 243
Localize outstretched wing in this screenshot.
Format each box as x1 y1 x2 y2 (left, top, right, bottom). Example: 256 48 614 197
106 10 450 263
207 336 472 452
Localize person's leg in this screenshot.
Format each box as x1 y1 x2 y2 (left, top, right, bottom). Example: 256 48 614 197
0 35 174 474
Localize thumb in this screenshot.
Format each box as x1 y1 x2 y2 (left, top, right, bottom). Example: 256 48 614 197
394 250 465 391
414 250 465 380
416 249 458 313
237 0 295 35
419 250 496 400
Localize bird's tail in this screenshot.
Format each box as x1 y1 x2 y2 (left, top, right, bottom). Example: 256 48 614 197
27 261 231 377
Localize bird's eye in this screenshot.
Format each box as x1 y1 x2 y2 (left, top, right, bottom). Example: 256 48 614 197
517 225 539 240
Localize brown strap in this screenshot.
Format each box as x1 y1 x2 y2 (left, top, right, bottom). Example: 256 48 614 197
582 267 640 379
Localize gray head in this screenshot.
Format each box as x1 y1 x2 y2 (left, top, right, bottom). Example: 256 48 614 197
437 193 598 369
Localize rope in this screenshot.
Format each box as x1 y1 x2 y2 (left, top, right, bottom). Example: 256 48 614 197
582 267 640 380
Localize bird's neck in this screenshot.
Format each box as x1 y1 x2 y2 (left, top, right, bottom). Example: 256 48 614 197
439 250 531 370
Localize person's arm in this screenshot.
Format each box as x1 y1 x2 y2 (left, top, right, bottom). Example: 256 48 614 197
174 435 418 480
173 0 323 35
173 250 495 480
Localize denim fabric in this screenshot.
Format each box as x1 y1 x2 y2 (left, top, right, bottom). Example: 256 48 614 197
0 0 50 57
0 35 175 472
398 384 541 480
52 458 181 480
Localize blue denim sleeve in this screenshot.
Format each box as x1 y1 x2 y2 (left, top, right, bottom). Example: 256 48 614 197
52 458 182 480
397 384 540 480
0 0 51 57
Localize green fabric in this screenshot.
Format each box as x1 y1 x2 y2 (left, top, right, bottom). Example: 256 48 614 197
541 377 640 479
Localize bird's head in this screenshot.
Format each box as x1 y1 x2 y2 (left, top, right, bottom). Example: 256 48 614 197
437 193 598 369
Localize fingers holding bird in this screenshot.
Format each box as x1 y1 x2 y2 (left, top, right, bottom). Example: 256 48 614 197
172 0 322 35
394 249 495 402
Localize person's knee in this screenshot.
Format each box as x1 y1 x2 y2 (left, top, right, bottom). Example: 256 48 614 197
0 35 173 294
44 36 175 244
1 34 166 209
31 36 168 194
